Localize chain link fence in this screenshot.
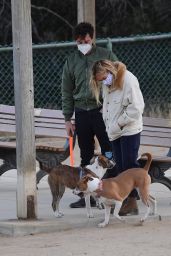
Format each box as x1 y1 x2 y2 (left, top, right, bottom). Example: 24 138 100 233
0 33 170 116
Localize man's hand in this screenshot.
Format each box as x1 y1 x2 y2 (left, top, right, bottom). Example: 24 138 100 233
65 121 75 136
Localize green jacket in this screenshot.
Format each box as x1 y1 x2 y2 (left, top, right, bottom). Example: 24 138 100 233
61 45 118 121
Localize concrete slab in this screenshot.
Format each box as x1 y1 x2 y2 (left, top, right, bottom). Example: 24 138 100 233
0 213 168 237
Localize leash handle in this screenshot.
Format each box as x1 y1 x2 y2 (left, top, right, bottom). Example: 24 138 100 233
69 135 74 167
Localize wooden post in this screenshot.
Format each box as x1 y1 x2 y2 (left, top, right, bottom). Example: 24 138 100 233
11 0 37 219
77 0 96 37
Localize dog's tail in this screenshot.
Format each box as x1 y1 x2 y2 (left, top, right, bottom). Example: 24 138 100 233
141 153 152 172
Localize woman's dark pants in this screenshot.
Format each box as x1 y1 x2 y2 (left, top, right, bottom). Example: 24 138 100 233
111 133 141 198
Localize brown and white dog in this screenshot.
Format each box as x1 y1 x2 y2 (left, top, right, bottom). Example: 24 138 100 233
39 155 114 218
76 153 157 227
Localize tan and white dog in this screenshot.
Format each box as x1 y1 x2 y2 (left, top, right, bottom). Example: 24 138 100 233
40 155 114 218
76 153 157 227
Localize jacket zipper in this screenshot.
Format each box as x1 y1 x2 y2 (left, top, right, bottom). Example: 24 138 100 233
85 56 89 110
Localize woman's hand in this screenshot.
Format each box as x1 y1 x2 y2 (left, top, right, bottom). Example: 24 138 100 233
108 123 122 136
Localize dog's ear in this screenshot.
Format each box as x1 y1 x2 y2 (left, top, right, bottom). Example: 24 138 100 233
98 155 115 169
108 159 115 169
89 156 96 165
98 155 108 168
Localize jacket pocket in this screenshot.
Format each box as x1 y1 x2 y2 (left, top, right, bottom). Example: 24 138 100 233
108 123 122 136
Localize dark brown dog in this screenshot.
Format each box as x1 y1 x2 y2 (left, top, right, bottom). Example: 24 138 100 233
40 155 114 218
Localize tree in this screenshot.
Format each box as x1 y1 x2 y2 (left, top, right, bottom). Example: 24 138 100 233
0 0 170 45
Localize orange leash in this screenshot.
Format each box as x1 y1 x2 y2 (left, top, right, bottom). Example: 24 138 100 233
69 136 74 167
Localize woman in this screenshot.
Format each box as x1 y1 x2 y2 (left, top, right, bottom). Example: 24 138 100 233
90 60 145 215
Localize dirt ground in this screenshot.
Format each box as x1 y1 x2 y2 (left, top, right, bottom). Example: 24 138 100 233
0 218 171 256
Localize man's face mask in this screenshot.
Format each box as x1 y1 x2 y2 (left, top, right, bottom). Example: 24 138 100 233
77 44 92 55
103 73 113 87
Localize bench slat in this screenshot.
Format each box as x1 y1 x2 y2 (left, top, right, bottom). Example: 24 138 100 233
142 130 171 138
0 114 67 125
143 126 171 133
0 104 74 119
35 117 66 124
35 127 67 138
143 116 171 128
0 113 15 120
0 121 66 130
0 105 15 114
0 119 15 125
0 141 65 152
0 123 16 133
0 123 67 138
141 136 171 148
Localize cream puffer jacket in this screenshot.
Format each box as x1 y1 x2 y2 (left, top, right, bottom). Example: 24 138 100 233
102 70 144 141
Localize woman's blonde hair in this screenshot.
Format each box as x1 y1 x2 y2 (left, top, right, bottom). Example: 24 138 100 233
90 60 126 104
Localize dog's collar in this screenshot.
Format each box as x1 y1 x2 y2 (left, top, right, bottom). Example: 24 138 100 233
94 180 103 196
97 180 103 191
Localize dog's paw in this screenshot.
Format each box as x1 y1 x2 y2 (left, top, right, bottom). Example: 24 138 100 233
114 214 125 222
54 212 64 218
96 203 104 210
139 218 145 225
120 217 126 222
98 222 108 228
149 210 157 216
87 213 94 218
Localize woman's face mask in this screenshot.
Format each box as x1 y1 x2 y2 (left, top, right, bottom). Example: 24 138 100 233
77 43 92 55
103 73 113 87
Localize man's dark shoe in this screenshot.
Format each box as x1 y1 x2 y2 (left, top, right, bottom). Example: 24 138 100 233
119 197 139 216
70 198 85 208
69 197 96 208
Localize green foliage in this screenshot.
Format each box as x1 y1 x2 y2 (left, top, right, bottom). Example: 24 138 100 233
96 0 171 37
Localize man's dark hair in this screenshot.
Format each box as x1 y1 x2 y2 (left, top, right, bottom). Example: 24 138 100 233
73 22 94 40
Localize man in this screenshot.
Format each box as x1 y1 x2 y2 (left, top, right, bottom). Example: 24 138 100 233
61 22 118 208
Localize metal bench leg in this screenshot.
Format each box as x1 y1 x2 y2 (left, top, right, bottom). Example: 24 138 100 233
167 148 171 157
0 162 14 176
36 169 47 184
155 176 171 191
0 149 17 176
150 165 171 191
